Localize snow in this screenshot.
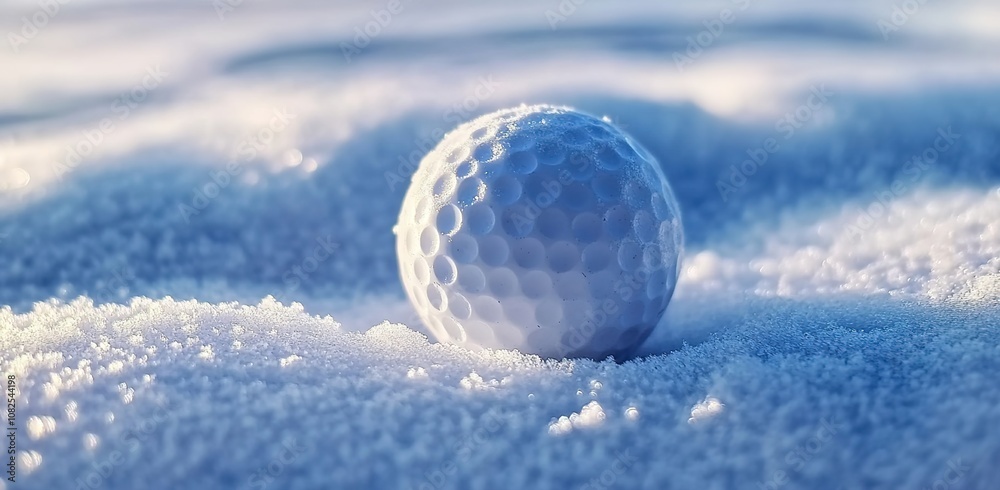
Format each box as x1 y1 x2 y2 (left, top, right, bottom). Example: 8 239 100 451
548 401 607 436
2 0 1000 488
688 396 725 425
6 295 1000 488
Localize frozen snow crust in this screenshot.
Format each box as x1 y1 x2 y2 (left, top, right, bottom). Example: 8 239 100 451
396 105 682 360
5 295 1000 489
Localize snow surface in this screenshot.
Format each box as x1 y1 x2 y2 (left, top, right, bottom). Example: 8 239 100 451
2 0 1000 489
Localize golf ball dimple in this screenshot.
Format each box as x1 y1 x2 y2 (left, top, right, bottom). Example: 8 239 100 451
396 104 683 360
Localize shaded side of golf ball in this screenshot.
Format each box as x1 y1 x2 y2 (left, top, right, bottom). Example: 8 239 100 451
395 104 682 360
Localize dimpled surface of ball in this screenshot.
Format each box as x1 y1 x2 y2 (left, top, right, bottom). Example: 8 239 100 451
395 104 683 360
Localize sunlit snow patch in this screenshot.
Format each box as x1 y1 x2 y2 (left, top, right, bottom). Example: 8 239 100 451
548 401 607 436
688 396 725 425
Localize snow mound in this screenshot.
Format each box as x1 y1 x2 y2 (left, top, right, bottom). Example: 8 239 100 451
5 295 999 489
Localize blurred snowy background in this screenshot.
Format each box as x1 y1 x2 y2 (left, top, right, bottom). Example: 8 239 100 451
2 0 999 488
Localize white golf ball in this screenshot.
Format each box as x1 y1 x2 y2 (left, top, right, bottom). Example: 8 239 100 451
396 104 682 359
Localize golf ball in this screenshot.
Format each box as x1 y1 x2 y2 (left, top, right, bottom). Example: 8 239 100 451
395 104 682 359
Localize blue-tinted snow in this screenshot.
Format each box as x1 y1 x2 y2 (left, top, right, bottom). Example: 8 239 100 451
1 1 999 489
